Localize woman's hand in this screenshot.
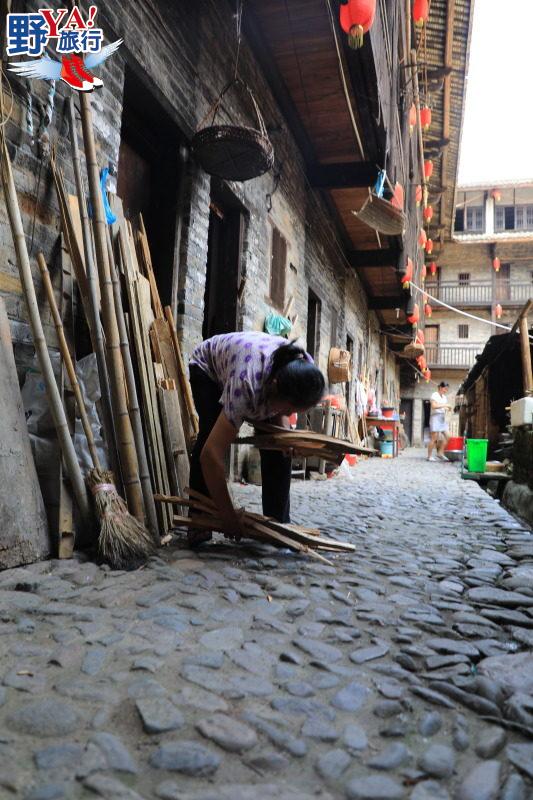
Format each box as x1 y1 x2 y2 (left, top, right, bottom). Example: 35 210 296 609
221 507 246 541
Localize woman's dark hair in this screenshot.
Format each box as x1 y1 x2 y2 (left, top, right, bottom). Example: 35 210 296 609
438 381 450 388
268 341 325 408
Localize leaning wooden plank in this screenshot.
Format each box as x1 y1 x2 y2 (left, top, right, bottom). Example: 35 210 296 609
158 386 190 516
137 214 164 320
133 279 171 533
119 225 166 531
133 272 172 532
164 306 199 437
58 238 75 559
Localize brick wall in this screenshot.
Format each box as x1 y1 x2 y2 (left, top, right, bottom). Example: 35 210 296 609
1 0 398 429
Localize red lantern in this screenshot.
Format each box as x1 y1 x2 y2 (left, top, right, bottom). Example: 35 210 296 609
424 302 432 318
409 103 417 134
420 106 432 131
415 184 423 206
425 238 433 255
421 264 427 282
413 0 429 27
401 257 414 289
495 303 503 320
424 368 432 383
407 303 420 325
429 261 437 276
423 205 433 222
424 160 433 179
491 189 501 202
493 257 501 273
418 228 427 248
340 0 377 48
391 182 404 210
416 330 425 345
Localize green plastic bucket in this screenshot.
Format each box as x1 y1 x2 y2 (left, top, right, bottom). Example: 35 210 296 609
466 439 488 473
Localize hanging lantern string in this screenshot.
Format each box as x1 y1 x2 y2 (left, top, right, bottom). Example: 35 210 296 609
233 0 244 81
410 281 533 339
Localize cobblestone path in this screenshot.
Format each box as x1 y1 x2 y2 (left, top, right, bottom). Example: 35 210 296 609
1 450 533 799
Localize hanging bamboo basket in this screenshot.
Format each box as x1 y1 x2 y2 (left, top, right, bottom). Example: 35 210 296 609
328 347 352 383
403 341 425 359
193 79 274 182
354 194 406 236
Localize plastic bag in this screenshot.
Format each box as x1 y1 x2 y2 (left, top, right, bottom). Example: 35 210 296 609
264 312 292 338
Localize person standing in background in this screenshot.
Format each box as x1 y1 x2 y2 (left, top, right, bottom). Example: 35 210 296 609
427 381 451 461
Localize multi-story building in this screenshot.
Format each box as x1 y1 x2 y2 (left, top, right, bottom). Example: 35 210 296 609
402 180 533 444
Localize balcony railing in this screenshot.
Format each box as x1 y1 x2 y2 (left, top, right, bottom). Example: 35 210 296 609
426 344 484 369
425 281 533 307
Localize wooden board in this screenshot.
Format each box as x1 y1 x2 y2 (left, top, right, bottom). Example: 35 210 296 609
158 385 190 516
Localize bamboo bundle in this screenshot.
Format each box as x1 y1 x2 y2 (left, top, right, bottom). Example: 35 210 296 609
78 93 144 523
154 489 355 565
235 422 375 463
37 252 154 568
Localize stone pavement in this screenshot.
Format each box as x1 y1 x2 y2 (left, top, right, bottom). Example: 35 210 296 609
1 449 533 800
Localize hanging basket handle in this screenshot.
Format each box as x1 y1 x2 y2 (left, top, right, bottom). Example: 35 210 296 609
196 77 269 139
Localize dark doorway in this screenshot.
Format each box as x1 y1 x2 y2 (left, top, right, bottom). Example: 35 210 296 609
203 182 245 339
117 67 183 308
346 333 354 409
307 289 321 360
400 398 413 445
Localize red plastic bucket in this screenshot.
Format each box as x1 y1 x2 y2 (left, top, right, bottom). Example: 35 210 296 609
446 436 464 451
382 407 395 419
344 454 357 467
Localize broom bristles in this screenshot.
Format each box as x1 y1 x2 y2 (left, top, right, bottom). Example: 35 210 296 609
87 468 154 569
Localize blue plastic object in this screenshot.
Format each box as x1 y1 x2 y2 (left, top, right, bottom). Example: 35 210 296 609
100 167 117 224
264 312 292 338
373 170 386 199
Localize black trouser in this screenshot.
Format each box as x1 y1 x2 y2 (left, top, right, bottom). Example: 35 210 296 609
189 365 291 523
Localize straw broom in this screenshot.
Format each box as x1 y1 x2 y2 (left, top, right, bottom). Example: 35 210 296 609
37 253 154 569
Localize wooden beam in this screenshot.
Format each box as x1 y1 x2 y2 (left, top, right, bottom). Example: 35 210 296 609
347 248 399 268
368 296 406 310
308 162 378 190
242 7 316 167
439 0 456 243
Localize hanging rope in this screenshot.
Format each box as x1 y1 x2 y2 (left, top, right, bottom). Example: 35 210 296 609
410 281 533 338
233 0 244 80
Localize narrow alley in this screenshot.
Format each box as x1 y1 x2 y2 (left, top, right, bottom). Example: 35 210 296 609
1 454 532 800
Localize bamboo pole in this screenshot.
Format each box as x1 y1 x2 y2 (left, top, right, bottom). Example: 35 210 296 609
78 93 144 522
410 50 427 204
67 97 118 478
0 134 91 525
519 313 533 396
106 228 159 540
37 252 101 470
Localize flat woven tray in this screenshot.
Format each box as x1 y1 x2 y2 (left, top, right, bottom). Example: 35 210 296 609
192 125 274 182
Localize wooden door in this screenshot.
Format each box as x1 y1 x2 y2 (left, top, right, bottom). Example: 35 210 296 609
425 324 439 364
400 398 413 445
494 263 510 301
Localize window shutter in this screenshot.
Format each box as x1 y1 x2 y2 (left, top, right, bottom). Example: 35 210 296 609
270 228 286 309
458 324 469 339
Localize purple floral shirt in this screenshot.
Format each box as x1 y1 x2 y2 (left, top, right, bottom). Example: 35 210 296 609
190 332 309 429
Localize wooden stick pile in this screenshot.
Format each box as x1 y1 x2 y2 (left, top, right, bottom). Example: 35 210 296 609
236 422 375 464
155 489 355 565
